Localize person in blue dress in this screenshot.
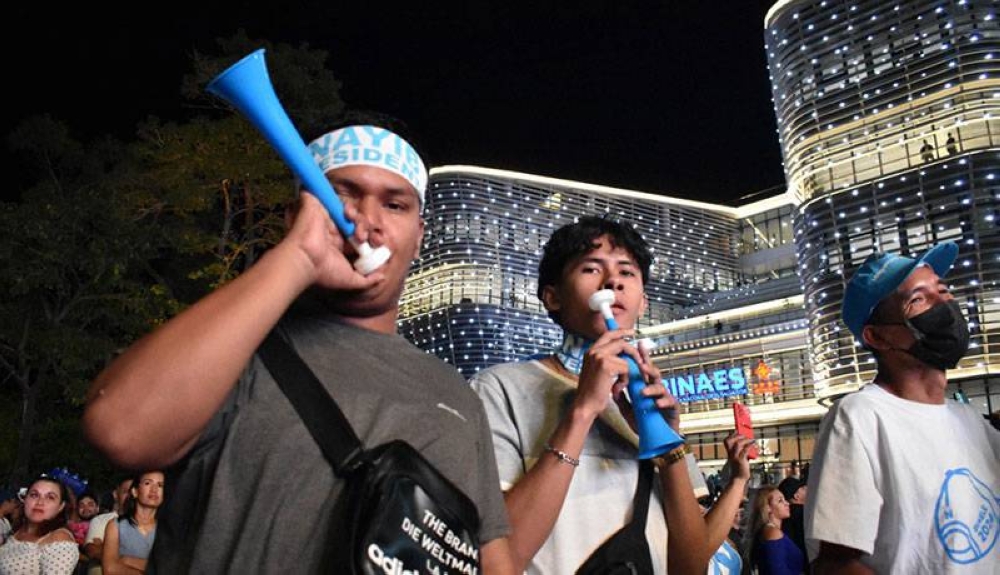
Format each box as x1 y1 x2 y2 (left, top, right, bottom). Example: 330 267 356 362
747 485 804 575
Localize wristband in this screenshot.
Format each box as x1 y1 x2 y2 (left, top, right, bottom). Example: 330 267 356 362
661 444 690 465
544 443 580 467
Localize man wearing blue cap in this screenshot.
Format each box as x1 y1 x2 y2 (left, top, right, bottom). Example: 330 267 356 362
805 242 1000 574
83 125 515 573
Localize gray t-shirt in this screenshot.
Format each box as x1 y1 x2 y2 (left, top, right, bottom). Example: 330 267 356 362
150 311 509 574
471 359 688 574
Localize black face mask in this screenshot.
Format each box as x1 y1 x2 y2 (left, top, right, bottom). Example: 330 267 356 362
904 300 970 370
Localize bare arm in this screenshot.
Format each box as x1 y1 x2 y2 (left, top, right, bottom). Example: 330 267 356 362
501 330 638 571
501 405 594 570
101 521 144 575
812 542 876 575
81 539 103 562
616 346 712 575
479 537 517 575
119 556 148 572
702 434 752 553
657 453 712 575
83 195 382 469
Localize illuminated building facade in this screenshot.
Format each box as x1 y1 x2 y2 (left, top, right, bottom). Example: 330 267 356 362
398 167 744 373
765 0 1000 417
398 167 818 475
397 0 1000 478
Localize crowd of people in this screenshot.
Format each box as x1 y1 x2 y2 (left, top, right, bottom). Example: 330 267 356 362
0 471 162 575
2 121 997 574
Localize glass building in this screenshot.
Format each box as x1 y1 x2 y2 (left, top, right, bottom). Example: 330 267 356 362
396 0 1000 480
765 0 1000 416
398 167 816 479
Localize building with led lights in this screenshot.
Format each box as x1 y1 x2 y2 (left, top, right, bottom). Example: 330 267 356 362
765 0 1000 417
396 0 1000 479
398 167 819 476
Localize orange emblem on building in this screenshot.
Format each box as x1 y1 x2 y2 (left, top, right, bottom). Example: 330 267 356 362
752 359 781 395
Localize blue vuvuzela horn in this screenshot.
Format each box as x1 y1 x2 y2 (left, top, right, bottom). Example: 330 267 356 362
206 49 389 275
588 289 685 459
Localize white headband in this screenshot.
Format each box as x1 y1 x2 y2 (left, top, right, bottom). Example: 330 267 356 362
308 125 427 206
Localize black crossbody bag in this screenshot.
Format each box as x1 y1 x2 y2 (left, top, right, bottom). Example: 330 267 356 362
258 331 481 574
575 459 655 575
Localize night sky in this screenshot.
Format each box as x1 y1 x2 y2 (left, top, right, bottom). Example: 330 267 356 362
3 1 785 205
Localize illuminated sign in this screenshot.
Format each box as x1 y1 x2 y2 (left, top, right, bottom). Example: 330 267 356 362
752 359 782 395
664 367 747 403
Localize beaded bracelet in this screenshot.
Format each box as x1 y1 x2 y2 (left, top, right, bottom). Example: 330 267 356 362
544 443 580 467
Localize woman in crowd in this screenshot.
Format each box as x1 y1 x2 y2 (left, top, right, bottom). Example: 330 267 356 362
745 485 804 575
100 472 163 575
0 475 77 575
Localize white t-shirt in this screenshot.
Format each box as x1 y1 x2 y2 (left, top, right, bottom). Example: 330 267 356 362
805 383 1000 573
83 512 116 546
471 359 704 574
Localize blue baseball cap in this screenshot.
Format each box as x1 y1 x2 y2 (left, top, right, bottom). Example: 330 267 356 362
842 242 958 341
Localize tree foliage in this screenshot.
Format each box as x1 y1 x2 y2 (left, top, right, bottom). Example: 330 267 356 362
0 115 179 487
181 29 346 140
1 33 349 489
